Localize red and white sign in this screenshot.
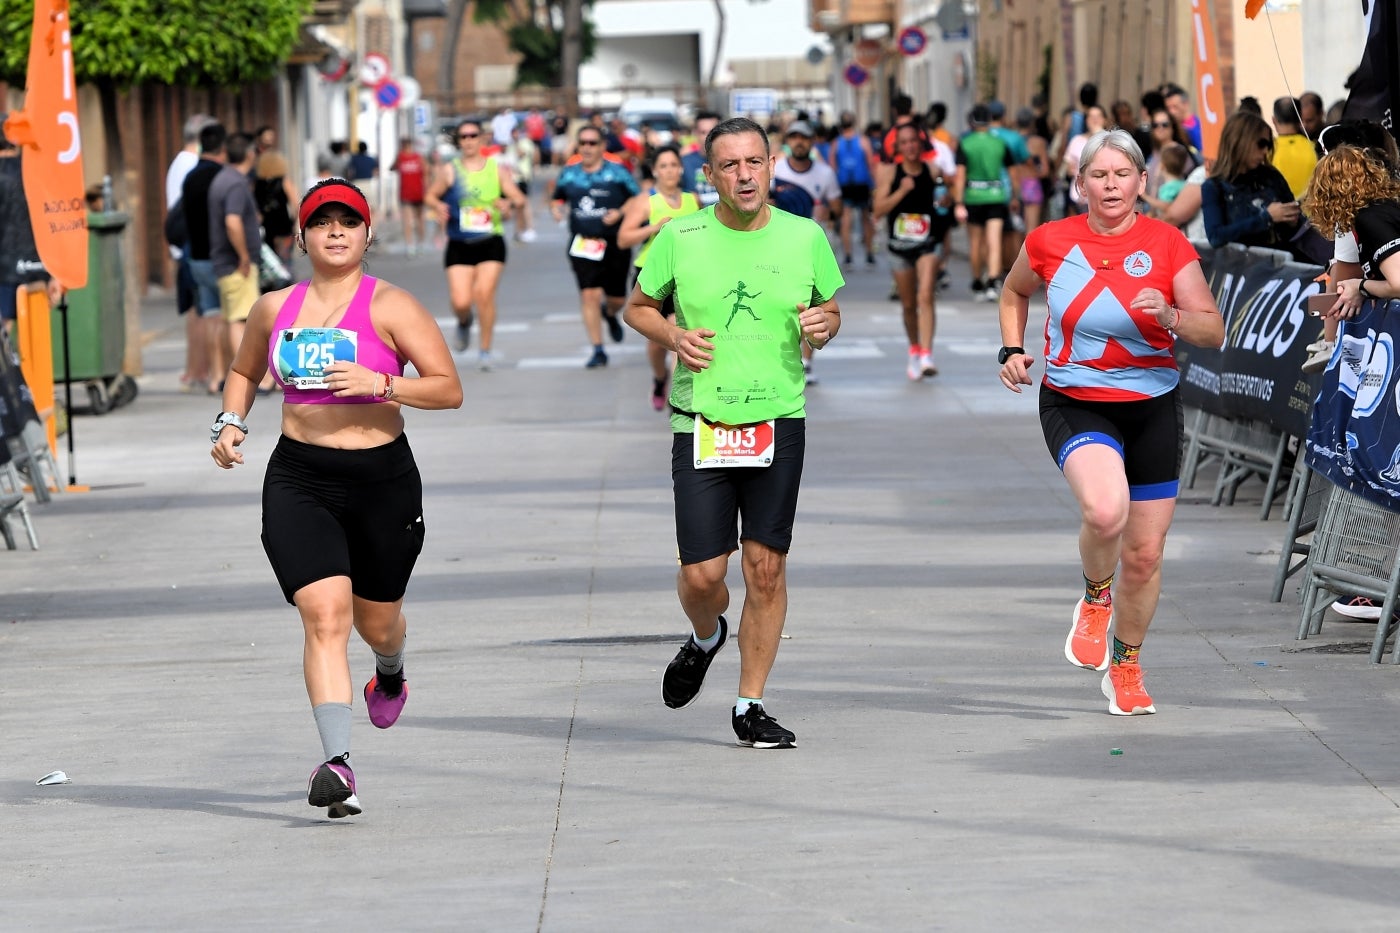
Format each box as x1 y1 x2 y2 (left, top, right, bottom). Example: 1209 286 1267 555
359 52 391 89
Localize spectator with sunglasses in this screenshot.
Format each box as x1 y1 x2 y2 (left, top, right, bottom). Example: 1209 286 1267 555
1201 111 1302 253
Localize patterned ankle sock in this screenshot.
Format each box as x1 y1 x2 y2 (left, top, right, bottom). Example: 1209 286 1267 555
1085 572 1115 605
1112 637 1140 665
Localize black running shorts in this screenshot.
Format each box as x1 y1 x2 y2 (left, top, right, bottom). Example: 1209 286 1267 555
570 242 631 297
444 235 506 268
1038 384 1183 501
261 433 426 604
670 418 806 564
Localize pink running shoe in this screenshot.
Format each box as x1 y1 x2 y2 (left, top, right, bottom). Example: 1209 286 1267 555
1065 598 1113 671
364 674 408 729
307 755 361 818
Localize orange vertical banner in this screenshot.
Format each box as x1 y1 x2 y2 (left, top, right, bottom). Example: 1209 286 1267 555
1191 0 1227 161
2 0 88 291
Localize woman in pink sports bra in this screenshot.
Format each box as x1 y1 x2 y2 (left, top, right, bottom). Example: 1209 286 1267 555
211 179 462 819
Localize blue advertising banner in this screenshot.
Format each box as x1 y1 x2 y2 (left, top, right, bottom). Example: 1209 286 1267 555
1304 297 1400 513
1177 243 1325 438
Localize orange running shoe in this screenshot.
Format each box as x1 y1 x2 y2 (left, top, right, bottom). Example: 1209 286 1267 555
1102 662 1156 715
1065 598 1112 670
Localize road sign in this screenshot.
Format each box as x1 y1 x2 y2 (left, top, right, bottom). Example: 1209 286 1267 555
843 64 870 87
375 79 402 109
854 38 882 68
359 52 390 88
897 26 927 57
398 76 421 109
731 88 778 118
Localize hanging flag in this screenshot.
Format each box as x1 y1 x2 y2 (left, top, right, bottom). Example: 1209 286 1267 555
1190 0 1227 160
2 0 88 291
1342 0 1398 132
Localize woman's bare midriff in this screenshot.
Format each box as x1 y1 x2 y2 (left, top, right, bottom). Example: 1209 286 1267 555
281 402 406 449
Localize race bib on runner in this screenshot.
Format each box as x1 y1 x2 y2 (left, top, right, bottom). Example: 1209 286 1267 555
569 234 607 261
693 416 775 468
460 207 494 234
893 213 932 244
275 327 358 389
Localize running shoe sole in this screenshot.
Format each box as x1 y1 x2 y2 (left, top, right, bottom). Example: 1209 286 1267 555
308 766 355 809
327 795 363 819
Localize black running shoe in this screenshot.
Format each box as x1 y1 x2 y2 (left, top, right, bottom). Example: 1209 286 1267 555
604 310 625 343
732 704 796 749
585 348 608 369
662 615 727 709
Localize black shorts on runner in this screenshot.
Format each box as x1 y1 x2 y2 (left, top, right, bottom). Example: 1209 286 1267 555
671 418 805 564
840 183 871 207
444 235 507 268
261 433 426 604
964 202 1010 226
570 243 631 297
1038 384 1183 501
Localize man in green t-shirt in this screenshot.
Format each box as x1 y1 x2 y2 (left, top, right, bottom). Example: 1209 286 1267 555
625 117 845 749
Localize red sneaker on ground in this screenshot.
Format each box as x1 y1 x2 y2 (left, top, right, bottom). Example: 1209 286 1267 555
1102 662 1156 716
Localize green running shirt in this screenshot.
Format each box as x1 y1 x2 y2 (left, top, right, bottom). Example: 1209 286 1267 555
637 206 845 431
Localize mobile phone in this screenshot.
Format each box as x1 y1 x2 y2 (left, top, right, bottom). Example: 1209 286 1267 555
1304 292 1336 317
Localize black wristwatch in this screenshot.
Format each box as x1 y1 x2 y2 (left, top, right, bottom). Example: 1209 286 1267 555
998 346 1025 364
1358 279 1372 299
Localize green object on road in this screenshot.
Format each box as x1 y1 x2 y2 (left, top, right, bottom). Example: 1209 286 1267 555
1110 748 1124 756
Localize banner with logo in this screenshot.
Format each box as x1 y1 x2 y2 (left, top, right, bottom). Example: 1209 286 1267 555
1341 0 1398 131
1 0 88 291
1305 298 1400 513
1176 243 1325 438
1189 0 1226 159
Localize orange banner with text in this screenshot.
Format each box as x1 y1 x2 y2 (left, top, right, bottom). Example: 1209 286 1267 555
2 0 88 291
1191 0 1227 161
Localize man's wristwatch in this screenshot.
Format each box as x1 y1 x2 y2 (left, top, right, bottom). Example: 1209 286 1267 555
210 411 249 444
998 346 1026 364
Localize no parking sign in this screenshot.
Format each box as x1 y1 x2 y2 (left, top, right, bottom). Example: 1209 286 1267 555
375 80 402 109
897 26 927 57
843 64 869 87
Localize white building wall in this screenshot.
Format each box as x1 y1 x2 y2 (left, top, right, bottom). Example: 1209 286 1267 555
1301 0 1368 111
589 0 830 89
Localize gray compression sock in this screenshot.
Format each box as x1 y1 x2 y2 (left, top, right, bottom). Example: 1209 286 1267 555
312 702 352 761
374 636 405 677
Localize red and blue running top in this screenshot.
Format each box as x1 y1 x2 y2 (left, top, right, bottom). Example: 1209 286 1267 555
1024 213 1198 401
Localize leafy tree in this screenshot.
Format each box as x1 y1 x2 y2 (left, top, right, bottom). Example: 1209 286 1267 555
0 0 310 373
440 0 594 108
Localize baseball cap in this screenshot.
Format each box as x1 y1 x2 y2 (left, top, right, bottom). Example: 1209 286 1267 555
970 105 991 126
298 179 372 232
987 100 1006 119
786 120 815 138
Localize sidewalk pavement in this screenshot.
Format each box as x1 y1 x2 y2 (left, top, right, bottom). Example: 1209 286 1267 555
4 207 1400 931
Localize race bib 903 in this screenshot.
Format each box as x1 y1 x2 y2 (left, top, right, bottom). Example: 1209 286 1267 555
275 328 358 388
693 416 775 468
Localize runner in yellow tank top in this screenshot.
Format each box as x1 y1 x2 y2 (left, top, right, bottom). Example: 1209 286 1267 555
618 145 701 410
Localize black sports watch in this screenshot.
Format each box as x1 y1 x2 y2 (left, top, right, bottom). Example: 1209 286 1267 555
998 346 1025 364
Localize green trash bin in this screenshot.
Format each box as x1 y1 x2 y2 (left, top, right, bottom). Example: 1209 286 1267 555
51 210 136 413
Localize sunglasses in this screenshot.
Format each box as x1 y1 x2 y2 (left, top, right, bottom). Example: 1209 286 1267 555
1257 138 1274 150
1152 121 1172 129
578 139 601 146
458 131 480 139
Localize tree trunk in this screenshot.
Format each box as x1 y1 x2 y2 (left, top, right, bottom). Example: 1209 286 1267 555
440 0 469 112
559 0 584 117
707 0 726 88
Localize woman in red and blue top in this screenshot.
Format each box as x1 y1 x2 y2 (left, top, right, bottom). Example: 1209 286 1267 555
211 179 463 818
996 129 1224 718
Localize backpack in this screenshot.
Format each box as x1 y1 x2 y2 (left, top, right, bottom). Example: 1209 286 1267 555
163 199 187 247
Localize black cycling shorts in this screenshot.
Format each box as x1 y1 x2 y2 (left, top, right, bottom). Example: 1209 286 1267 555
261 433 426 604
570 242 631 297
964 202 1010 226
444 235 506 268
671 418 805 564
1038 384 1183 501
